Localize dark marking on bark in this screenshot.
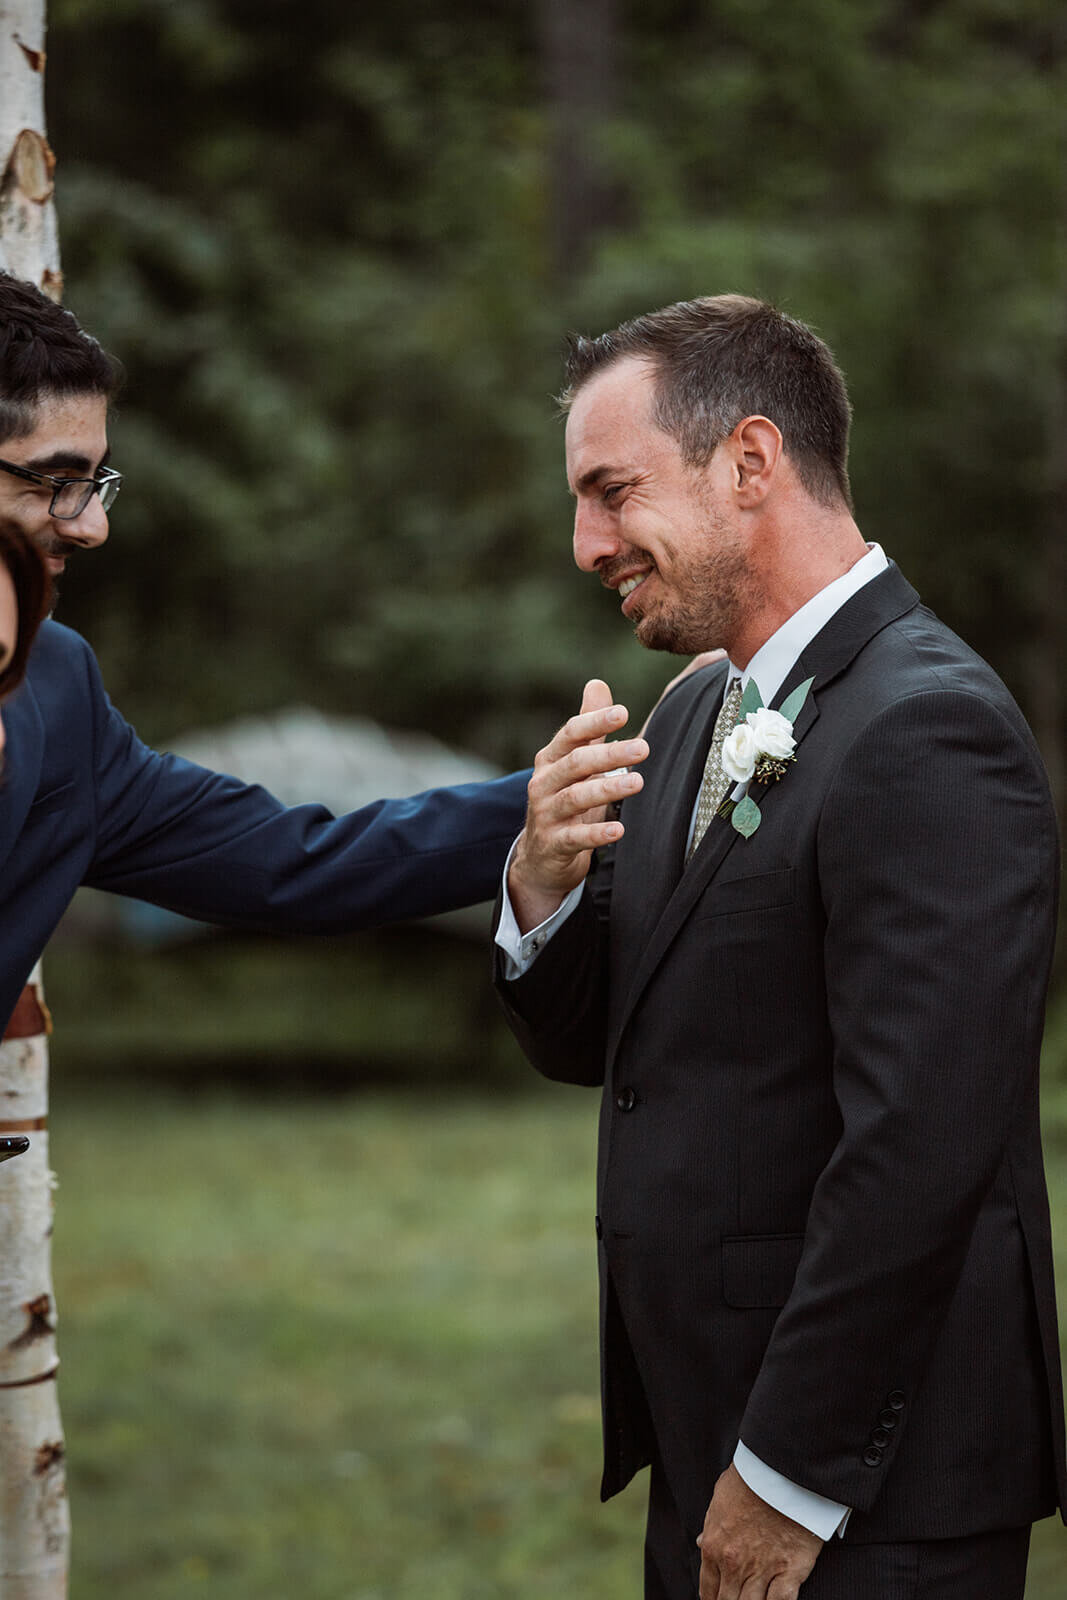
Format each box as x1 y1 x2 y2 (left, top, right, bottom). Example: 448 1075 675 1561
34 1440 64 1476
9 1294 54 1349
1 984 51 1040
3 130 55 205
16 39 46 73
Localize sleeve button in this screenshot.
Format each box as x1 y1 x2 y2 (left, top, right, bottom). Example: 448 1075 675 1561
863 1446 883 1467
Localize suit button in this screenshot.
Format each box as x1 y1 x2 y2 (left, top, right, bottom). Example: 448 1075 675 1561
888 1391 905 1411
878 1409 898 1429
871 1427 890 1448
616 1087 637 1112
595 1215 603 1239
863 1446 883 1468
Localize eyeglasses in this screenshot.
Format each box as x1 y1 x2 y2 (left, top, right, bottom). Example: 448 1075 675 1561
0 457 122 519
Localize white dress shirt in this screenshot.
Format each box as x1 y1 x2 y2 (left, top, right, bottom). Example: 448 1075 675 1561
496 543 888 1538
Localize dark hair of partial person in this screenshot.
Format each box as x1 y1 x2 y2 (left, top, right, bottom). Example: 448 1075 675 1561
561 294 854 513
0 272 122 445
0 519 50 699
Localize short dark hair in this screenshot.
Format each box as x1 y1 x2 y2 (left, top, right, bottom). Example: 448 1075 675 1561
562 294 853 511
0 273 121 445
0 518 50 698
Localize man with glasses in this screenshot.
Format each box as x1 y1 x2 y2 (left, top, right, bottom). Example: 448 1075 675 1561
0 455 120 527
0 271 530 1035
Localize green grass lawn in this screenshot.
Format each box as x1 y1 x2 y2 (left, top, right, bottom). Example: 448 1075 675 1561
50 1086 1067 1598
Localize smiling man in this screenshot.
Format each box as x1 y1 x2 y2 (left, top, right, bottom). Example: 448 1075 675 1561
0 272 531 1035
495 296 1065 1600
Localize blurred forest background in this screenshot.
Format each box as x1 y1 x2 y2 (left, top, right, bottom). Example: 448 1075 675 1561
26 0 1067 1594
40 0 1067 1081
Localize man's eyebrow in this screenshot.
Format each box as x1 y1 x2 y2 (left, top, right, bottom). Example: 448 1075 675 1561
24 446 111 474
572 464 625 498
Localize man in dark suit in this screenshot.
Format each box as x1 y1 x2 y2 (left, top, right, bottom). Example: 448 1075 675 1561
496 296 1065 1598
0 271 530 1033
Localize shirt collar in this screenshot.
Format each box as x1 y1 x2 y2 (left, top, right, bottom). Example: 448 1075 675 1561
725 544 889 705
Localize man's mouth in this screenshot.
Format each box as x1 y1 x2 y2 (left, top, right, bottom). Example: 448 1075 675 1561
618 574 646 599
39 540 76 578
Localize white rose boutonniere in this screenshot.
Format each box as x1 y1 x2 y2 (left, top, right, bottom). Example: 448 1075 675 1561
718 676 814 838
721 721 760 784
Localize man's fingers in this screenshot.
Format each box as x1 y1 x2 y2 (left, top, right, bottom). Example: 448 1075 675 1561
532 736 648 796
545 817 625 856
539 768 644 822
544 702 631 761
702 1564 771 1600
580 677 615 724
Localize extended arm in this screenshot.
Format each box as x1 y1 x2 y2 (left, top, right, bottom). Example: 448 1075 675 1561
78 635 531 930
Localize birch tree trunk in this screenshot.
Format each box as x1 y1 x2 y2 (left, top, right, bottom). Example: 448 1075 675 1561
0 4 69 1594
0 1 60 295
0 969 66 1599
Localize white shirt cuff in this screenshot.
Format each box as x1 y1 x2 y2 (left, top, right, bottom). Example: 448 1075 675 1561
733 1441 851 1541
494 838 585 980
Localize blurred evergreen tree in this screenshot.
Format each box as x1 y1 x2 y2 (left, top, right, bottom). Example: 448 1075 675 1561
43 0 1064 779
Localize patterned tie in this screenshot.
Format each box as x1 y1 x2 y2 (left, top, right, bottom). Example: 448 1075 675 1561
686 676 744 864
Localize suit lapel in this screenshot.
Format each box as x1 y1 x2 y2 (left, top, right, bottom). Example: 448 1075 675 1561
606 564 920 1067
0 677 45 878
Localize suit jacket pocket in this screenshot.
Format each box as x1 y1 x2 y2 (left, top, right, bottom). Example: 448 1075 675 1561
722 1233 804 1309
694 867 795 921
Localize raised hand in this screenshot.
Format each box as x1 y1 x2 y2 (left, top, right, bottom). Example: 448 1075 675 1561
508 679 648 933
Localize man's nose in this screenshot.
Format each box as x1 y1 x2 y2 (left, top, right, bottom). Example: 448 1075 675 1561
57 491 109 549
572 500 621 572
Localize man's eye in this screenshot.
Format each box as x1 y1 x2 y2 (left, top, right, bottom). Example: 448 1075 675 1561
603 483 624 502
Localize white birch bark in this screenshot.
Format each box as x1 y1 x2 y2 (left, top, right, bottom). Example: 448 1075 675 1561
0 4 68 1592
0 968 67 1598
0 0 60 296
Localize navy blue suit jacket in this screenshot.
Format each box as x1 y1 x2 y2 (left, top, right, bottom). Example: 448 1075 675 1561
0 620 530 1032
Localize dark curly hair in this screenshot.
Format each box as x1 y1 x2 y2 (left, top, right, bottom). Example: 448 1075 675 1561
0 273 121 445
0 517 50 699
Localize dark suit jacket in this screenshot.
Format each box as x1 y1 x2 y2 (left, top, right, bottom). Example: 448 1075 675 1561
0 620 530 1033
497 565 1066 1543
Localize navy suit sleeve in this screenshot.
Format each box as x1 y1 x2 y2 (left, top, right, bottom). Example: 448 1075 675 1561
738 688 1059 1512
77 638 530 930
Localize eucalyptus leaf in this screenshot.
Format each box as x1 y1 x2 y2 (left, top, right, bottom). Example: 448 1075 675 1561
732 796 762 838
779 677 815 726
738 679 764 719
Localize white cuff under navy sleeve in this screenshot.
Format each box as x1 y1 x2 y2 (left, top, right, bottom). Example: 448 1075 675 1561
733 1441 851 1541
495 838 584 981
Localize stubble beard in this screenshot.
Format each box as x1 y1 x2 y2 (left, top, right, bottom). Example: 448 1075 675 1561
629 539 760 657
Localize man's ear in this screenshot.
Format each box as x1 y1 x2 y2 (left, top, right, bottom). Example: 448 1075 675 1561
730 416 782 508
